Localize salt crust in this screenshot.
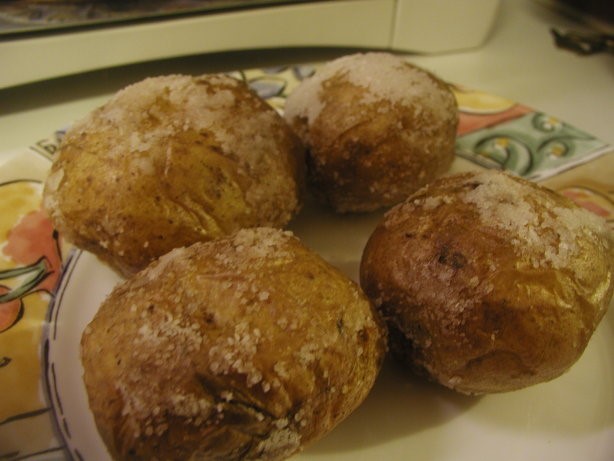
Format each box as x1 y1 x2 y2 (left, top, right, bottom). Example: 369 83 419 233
395 170 612 273
283 52 455 126
461 170 611 270
89 74 286 211
118 306 208 439
42 168 63 221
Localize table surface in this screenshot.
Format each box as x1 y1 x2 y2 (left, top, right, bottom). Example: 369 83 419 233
0 0 612 153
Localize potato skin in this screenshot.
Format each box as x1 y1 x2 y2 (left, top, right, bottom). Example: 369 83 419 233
81 227 386 461
43 74 305 276
360 170 613 394
284 52 458 213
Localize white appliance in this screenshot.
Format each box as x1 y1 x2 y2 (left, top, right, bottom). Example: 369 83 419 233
0 0 501 89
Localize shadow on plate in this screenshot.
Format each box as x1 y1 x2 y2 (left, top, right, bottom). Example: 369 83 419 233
306 357 479 455
288 193 385 283
465 307 614 435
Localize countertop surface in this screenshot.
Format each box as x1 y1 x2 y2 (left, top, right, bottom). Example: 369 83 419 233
1 0 612 152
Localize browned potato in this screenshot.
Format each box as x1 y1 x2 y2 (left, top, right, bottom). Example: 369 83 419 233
360 170 613 394
81 227 386 461
43 74 305 276
283 52 458 213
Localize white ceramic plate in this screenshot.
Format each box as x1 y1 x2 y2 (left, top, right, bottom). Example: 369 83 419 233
45 194 614 461
4 64 612 459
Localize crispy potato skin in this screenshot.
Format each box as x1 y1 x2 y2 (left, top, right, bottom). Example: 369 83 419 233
360 170 613 394
81 228 386 460
44 74 305 276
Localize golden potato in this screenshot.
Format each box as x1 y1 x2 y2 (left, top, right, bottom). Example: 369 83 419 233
284 52 458 213
81 227 386 460
43 74 305 276
360 170 613 394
